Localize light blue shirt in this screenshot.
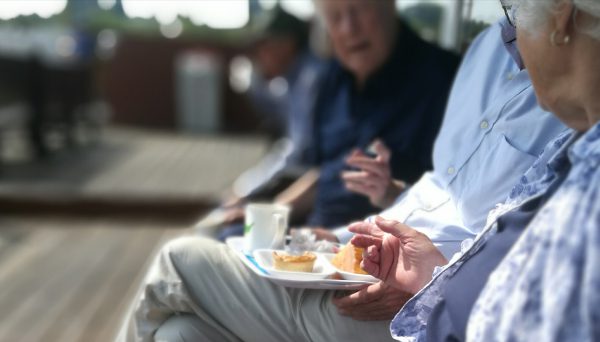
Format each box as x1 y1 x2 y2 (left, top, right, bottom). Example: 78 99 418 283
335 20 566 259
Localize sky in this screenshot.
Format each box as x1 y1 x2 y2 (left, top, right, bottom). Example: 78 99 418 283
0 0 504 27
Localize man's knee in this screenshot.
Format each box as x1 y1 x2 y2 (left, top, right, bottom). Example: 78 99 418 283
154 315 204 342
161 236 230 277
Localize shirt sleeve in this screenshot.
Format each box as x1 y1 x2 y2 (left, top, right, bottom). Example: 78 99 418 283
333 226 352 245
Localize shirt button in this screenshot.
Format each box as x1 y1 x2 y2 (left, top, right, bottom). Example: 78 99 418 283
507 72 514 80
480 120 489 129
447 166 455 175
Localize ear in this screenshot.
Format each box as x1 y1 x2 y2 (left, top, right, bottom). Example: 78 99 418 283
552 0 575 35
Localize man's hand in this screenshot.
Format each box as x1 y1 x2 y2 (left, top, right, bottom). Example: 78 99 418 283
342 140 405 208
348 216 447 294
332 282 412 321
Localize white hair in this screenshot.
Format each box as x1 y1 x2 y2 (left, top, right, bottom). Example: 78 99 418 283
512 0 600 40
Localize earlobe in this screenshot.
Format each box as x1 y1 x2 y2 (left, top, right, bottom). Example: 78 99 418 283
550 30 571 46
549 1 575 46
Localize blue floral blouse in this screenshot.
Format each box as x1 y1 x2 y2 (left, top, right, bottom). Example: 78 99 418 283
391 122 600 341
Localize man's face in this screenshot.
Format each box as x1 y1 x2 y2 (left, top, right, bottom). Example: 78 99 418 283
321 0 396 83
254 36 298 80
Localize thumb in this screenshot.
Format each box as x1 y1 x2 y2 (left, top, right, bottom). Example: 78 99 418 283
374 140 390 163
374 216 416 240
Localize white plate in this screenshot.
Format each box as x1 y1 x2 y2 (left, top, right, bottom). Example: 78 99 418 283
322 254 379 283
252 249 335 281
225 236 375 290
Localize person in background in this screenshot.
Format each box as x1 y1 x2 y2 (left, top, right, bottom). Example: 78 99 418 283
213 7 326 232
118 7 567 342
350 0 600 340
216 0 459 241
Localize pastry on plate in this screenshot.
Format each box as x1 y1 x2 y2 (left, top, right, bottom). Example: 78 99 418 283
272 251 317 272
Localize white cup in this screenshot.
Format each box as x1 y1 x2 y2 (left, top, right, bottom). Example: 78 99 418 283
243 203 290 254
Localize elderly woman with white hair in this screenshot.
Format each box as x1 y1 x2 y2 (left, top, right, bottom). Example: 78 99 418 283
350 0 600 340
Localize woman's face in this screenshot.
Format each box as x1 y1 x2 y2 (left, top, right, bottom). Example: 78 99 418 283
321 0 396 84
517 24 565 115
516 4 593 131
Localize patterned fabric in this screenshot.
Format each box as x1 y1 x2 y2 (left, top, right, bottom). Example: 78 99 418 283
467 123 600 341
390 129 577 341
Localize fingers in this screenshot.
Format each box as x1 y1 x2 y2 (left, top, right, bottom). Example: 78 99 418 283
350 234 382 249
341 172 384 189
360 246 381 278
342 172 385 197
344 180 376 197
341 170 381 183
344 158 388 179
373 140 391 163
374 216 417 240
332 283 383 308
333 282 408 321
347 221 384 238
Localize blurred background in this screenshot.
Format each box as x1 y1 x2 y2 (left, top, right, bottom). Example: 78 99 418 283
0 1 502 341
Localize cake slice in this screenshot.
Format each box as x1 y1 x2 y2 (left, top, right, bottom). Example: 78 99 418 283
331 243 368 275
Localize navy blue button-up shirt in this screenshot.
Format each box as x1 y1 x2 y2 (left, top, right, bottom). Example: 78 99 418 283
307 22 460 228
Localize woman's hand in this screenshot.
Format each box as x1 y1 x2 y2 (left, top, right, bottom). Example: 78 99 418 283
348 216 447 294
342 140 405 208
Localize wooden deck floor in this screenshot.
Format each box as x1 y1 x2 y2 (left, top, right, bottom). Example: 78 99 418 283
0 217 188 342
0 126 270 341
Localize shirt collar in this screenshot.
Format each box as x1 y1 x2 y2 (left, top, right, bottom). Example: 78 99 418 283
500 19 524 69
568 121 600 166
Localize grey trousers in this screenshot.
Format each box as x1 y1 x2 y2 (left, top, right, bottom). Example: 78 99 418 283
118 236 396 342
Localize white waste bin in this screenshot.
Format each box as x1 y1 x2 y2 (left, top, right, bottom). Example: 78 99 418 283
175 52 222 133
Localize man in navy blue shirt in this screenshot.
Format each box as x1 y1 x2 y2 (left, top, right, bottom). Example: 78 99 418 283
292 0 459 229
219 0 459 237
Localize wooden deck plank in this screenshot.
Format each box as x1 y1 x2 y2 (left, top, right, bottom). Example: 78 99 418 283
45 228 161 342
82 231 180 342
0 127 268 201
0 229 107 340
13 230 124 342
0 218 189 342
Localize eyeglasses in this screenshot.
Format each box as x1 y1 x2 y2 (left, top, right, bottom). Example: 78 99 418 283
502 3 517 28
